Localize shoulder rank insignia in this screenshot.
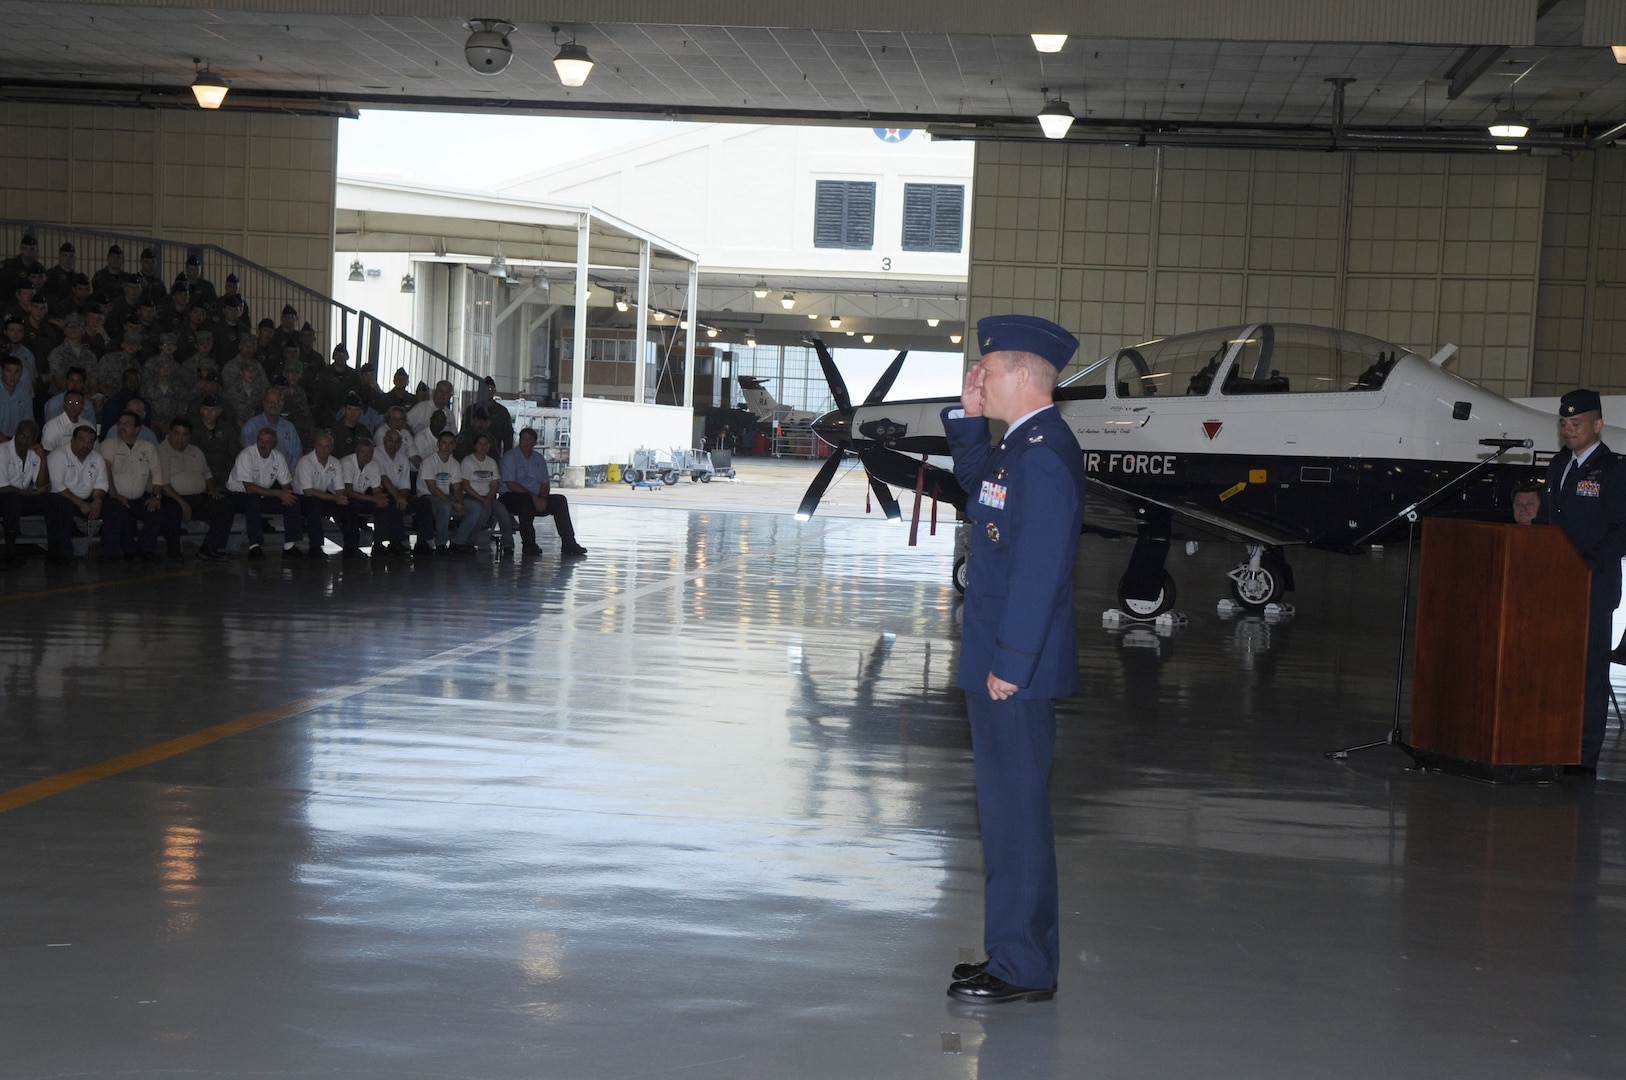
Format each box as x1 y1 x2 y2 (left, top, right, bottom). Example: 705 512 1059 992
1028 432 1045 443
986 522 1000 542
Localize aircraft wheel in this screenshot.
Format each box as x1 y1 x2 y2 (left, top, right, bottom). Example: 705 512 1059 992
953 556 968 594
662 470 680 486
624 468 643 484
1117 571 1177 621
1229 557 1287 610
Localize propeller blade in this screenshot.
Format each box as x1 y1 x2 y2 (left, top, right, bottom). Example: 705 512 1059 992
796 450 846 520
806 335 852 414
866 471 902 522
862 349 909 406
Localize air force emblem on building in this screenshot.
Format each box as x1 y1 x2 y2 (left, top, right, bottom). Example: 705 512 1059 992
873 128 913 142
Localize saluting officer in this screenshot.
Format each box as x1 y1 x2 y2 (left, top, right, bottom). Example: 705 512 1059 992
1539 388 1626 776
941 314 1088 1004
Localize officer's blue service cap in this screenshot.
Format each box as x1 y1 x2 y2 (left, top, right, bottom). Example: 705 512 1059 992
200 394 221 407
975 314 1078 371
281 304 298 316
1560 389 1602 417
344 391 364 406
272 374 290 386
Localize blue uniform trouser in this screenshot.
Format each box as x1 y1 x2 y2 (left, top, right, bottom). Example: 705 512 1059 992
965 691 1059 990
1583 575 1618 768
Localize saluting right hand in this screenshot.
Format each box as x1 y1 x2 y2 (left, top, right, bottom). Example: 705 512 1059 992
961 365 985 418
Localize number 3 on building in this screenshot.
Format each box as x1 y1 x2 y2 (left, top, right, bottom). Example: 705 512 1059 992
881 257 892 271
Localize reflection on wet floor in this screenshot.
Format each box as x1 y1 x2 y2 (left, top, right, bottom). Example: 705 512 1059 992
2 506 1623 1079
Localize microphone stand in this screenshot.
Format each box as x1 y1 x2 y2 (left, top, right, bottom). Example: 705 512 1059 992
1326 438 1531 763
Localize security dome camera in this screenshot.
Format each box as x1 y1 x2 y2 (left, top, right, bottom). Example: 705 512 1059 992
464 20 515 76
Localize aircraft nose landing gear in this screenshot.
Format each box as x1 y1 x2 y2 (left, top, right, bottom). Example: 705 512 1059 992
1226 545 1293 611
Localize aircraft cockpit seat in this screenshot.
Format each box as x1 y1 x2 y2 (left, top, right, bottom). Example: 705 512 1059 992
1352 351 1397 391
1187 351 1223 395
1222 369 1290 394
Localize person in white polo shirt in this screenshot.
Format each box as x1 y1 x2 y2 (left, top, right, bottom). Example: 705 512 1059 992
43 423 107 563
225 427 302 560
41 389 95 452
292 430 347 560
0 418 48 561
340 437 408 559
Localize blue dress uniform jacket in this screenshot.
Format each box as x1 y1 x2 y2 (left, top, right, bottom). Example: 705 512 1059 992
1540 440 1626 768
943 405 1088 697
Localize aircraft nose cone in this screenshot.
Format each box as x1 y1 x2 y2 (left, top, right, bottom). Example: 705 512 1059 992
812 410 851 450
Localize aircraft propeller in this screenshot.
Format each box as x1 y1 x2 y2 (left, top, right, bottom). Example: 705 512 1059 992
796 338 910 521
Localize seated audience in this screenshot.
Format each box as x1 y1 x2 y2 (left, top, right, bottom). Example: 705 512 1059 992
43 423 107 564
100 410 165 561
500 427 587 557
224 427 303 560
291 430 347 559
453 433 512 554
414 430 464 554
0 419 48 561
157 416 232 562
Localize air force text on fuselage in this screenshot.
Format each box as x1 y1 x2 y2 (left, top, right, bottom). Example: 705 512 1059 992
1085 451 1177 475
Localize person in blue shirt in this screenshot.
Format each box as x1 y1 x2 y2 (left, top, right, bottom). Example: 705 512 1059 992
0 354 31 438
1538 388 1626 776
239 388 302 469
498 426 586 557
941 314 1088 1005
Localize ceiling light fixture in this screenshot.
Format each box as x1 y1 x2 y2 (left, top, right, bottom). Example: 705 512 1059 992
680 319 690 330
949 333 963 344
348 259 365 283
829 315 842 329
488 247 507 280
1038 88 1075 140
400 274 416 294
926 317 940 327
807 312 818 320
1031 34 1068 53
614 288 629 312
552 27 595 87
706 326 719 338
845 330 855 337
1614 45 1626 63
780 291 796 310
1488 106 1528 140
862 334 874 343
745 335 757 347
190 61 229 109
753 279 770 299
652 309 666 321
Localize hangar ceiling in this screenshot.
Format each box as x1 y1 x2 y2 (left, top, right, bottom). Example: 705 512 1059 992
1 0 1625 151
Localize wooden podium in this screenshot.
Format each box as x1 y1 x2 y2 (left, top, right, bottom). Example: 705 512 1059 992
1409 519 1589 782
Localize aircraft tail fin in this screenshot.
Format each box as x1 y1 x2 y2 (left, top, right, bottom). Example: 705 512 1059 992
735 375 783 422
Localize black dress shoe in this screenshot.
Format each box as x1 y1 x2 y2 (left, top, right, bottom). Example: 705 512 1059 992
946 972 1055 1004
951 960 989 982
562 544 589 557
521 543 544 556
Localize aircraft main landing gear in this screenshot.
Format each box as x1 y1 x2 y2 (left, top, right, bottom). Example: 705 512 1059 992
1116 569 1178 619
1226 545 1293 611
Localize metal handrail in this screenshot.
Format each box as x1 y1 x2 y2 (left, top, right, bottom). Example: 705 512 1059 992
357 310 481 395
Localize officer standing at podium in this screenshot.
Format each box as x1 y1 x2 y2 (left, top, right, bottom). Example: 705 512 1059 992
1539 388 1626 775
941 315 1088 1003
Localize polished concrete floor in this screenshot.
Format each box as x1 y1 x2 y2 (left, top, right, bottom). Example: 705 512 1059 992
2 497 1624 1079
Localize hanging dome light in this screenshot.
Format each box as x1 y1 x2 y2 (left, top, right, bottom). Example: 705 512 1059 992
780 291 796 310
348 259 365 283
553 39 595 87
1037 90 1075 140
400 274 416 294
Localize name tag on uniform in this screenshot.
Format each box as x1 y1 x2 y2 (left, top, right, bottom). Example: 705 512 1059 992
1578 479 1602 497
979 480 1007 509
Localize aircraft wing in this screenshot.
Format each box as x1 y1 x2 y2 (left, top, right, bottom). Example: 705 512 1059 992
1084 475 1305 547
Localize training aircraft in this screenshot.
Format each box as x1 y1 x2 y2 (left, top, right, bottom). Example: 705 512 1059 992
735 375 820 427
797 322 1625 619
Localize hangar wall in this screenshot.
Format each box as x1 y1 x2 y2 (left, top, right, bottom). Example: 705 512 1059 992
0 103 337 294
968 143 1626 399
